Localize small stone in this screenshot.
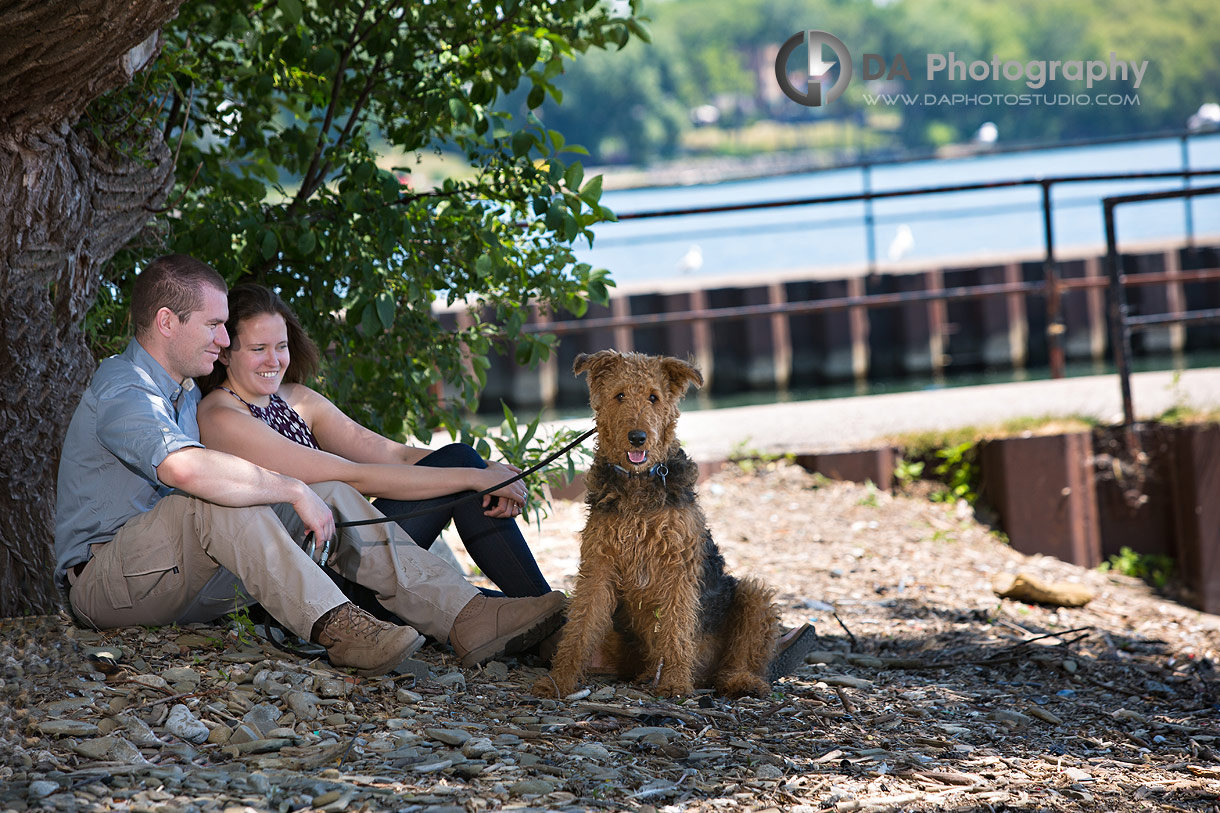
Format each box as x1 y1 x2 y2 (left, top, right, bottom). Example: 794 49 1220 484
160 667 201 686
482 661 509 680
253 671 292 696
434 672 466 691
73 737 118 760
247 772 272 795
312 790 342 806
588 686 616 701
229 737 292 755
36 719 99 737
461 737 495 759
119 713 163 747
1062 659 1078 674
208 724 233 745
285 690 321 720
426 728 471 747
509 779 556 797
108 736 152 764
1064 767 1092 782
623 726 678 742
414 759 454 773
128 673 172 692
396 688 423 704
27 780 58 799
640 732 670 747
988 709 1033 727
165 704 209 744
40 698 93 716
755 764 784 779
243 702 283 736
228 723 263 745
317 677 348 698
569 743 612 760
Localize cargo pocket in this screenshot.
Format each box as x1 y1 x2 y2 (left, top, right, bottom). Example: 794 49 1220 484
106 540 183 613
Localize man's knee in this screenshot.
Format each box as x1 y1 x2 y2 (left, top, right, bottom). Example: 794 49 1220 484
309 480 366 502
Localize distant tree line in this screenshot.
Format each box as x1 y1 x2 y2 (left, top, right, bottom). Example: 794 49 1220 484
533 0 1220 164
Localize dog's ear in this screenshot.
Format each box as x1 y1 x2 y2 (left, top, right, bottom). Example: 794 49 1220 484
662 357 703 395
573 350 620 379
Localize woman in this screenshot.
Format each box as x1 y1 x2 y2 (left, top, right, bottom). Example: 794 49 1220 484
197 283 551 599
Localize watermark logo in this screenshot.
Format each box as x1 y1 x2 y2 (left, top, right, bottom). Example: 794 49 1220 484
775 31 1149 109
774 30 853 107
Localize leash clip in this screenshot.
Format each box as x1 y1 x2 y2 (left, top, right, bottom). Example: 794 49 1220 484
652 463 668 488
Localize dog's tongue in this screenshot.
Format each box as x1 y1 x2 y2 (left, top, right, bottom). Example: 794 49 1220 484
628 450 648 465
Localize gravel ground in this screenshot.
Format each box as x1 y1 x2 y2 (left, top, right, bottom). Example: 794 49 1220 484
3 461 1219 812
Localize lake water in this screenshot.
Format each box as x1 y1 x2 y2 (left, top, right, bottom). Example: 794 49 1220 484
575 133 1220 286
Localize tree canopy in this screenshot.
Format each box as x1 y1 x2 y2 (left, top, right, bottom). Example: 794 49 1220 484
89 0 641 446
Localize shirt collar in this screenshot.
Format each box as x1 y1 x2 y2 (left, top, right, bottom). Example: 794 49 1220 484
122 339 197 404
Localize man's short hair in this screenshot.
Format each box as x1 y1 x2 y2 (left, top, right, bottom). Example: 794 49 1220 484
131 254 227 337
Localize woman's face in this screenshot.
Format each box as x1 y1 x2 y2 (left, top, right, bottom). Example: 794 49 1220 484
221 312 290 403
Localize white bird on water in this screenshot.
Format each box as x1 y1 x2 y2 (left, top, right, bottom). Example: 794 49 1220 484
677 244 703 274
887 224 914 262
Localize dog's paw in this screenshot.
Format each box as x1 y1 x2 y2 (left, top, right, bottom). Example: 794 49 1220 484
651 678 696 698
531 672 576 699
715 673 770 698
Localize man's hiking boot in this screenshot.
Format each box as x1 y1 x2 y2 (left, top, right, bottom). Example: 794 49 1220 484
767 622 817 683
449 591 566 667
312 602 424 676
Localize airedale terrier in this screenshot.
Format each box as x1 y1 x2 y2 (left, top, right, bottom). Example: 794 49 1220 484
533 350 781 698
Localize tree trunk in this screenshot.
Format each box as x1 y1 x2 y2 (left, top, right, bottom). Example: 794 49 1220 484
0 0 184 617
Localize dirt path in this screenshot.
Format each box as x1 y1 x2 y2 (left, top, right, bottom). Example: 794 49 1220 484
3 463 1219 811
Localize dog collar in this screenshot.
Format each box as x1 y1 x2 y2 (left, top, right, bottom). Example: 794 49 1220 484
611 462 669 488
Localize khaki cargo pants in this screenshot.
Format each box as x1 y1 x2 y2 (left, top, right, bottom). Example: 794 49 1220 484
68 481 479 641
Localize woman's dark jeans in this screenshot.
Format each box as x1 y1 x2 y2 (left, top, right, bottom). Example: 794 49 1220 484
331 443 552 626
372 442 552 598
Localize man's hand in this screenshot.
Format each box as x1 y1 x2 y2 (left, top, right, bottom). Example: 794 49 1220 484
292 484 335 558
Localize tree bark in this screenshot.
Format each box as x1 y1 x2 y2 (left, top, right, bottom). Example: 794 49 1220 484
0 0 184 617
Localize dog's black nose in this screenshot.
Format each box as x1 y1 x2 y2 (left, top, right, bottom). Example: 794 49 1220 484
628 430 647 447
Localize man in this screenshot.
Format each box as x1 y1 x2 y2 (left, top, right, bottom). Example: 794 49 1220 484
55 254 564 675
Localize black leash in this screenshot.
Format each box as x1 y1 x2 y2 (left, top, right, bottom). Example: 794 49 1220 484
330 425 596 531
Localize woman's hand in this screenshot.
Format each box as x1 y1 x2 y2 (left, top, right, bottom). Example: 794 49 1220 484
477 460 526 518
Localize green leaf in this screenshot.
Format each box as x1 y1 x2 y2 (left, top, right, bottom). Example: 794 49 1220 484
511 130 534 158
526 84 545 109
296 229 316 255
259 229 278 260
360 303 380 337
279 0 302 24
475 253 493 278
579 175 604 206
564 162 584 191
375 293 395 329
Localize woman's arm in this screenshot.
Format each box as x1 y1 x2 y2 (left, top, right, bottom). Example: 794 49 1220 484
198 394 525 505
283 384 431 466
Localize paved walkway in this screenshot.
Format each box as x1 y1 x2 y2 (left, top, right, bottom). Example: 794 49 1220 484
543 367 1220 463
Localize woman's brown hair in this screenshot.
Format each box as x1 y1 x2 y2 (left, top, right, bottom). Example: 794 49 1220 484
197 283 321 394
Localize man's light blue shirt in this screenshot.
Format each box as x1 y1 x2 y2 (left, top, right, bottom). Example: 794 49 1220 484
54 339 203 587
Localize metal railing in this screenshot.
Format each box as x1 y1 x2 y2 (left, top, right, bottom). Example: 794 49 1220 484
530 167 1220 382
1104 184 1220 440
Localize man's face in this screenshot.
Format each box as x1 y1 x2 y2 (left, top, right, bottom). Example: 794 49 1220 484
163 284 230 381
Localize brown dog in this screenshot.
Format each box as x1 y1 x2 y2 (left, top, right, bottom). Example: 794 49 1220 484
533 350 780 698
